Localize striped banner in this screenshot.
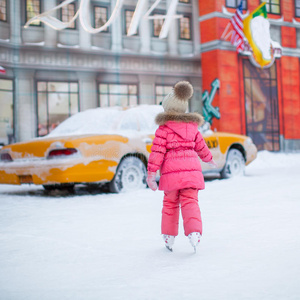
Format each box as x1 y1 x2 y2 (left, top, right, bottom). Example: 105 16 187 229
0 66 6 74
230 0 245 53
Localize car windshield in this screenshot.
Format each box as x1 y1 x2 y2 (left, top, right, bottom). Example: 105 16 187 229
47 105 163 137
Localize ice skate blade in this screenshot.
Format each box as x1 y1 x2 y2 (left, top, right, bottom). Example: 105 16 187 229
193 246 197 253
165 245 173 252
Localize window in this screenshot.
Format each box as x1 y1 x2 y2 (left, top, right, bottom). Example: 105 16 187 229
261 0 280 14
37 81 79 137
153 14 164 37
0 0 7 22
226 0 247 10
179 16 191 40
295 0 300 17
0 79 14 145
26 0 41 26
94 6 108 31
155 85 173 105
98 84 138 107
125 10 137 35
60 1 76 29
243 59 280 151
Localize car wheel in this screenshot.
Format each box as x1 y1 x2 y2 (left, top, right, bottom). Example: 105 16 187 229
220 149 245 179
109 156 147 193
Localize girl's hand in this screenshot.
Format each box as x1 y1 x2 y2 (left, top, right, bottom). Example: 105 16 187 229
207 159 218 168
146 172 158 191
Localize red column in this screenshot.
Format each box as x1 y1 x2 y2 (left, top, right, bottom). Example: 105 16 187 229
199 0 244 134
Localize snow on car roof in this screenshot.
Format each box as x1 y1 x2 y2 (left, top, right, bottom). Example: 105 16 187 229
47 105 164 138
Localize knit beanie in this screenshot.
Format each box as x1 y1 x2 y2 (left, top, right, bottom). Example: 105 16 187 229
162 81 193 113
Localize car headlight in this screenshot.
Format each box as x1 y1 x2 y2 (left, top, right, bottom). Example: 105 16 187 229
245 137 253 145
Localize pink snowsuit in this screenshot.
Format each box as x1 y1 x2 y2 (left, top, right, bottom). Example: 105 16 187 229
147 112 213 236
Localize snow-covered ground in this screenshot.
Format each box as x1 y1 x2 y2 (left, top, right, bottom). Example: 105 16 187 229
0 151 300 300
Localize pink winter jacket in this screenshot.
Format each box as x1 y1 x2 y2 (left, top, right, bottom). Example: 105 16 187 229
147 112 213 192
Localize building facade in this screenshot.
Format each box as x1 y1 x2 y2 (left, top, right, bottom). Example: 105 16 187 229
1 0 300 152
0 0 202 144
199 0 300 152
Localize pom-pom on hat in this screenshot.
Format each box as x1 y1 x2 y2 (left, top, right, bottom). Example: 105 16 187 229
162 81 193 113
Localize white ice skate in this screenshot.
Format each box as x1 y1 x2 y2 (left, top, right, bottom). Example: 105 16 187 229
188 232 201 252
162 234 175 252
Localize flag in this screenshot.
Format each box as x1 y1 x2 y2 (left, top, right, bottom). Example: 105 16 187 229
230 0 245 53
0 66 6 74
243 2 272 68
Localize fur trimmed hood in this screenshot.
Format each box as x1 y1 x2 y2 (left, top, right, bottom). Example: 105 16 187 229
155 112 204 126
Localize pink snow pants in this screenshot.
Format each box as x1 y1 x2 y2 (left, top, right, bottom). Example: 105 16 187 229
161 188 202 237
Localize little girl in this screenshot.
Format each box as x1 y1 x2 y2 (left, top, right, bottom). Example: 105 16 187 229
146 81 216 252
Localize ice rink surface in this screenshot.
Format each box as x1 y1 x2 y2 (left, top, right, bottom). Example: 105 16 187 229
0 151 300 300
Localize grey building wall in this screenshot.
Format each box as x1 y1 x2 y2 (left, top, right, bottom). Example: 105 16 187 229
0 0 202 143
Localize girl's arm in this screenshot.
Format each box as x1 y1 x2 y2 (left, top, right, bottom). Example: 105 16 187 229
195 131 213 163
147 127 167 173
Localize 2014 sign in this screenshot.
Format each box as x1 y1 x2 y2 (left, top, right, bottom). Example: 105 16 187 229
25 0 184 39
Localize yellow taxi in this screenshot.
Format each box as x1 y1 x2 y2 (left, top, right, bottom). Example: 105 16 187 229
0 105 257 193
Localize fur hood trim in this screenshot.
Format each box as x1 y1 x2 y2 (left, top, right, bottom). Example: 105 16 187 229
155 112 204 126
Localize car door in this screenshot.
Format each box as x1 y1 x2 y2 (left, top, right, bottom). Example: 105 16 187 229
201 131 221 172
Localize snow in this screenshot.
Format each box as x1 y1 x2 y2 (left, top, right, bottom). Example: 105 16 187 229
57 43 80 49
47 105 163 138
23 41 45 46
0 151 300 300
